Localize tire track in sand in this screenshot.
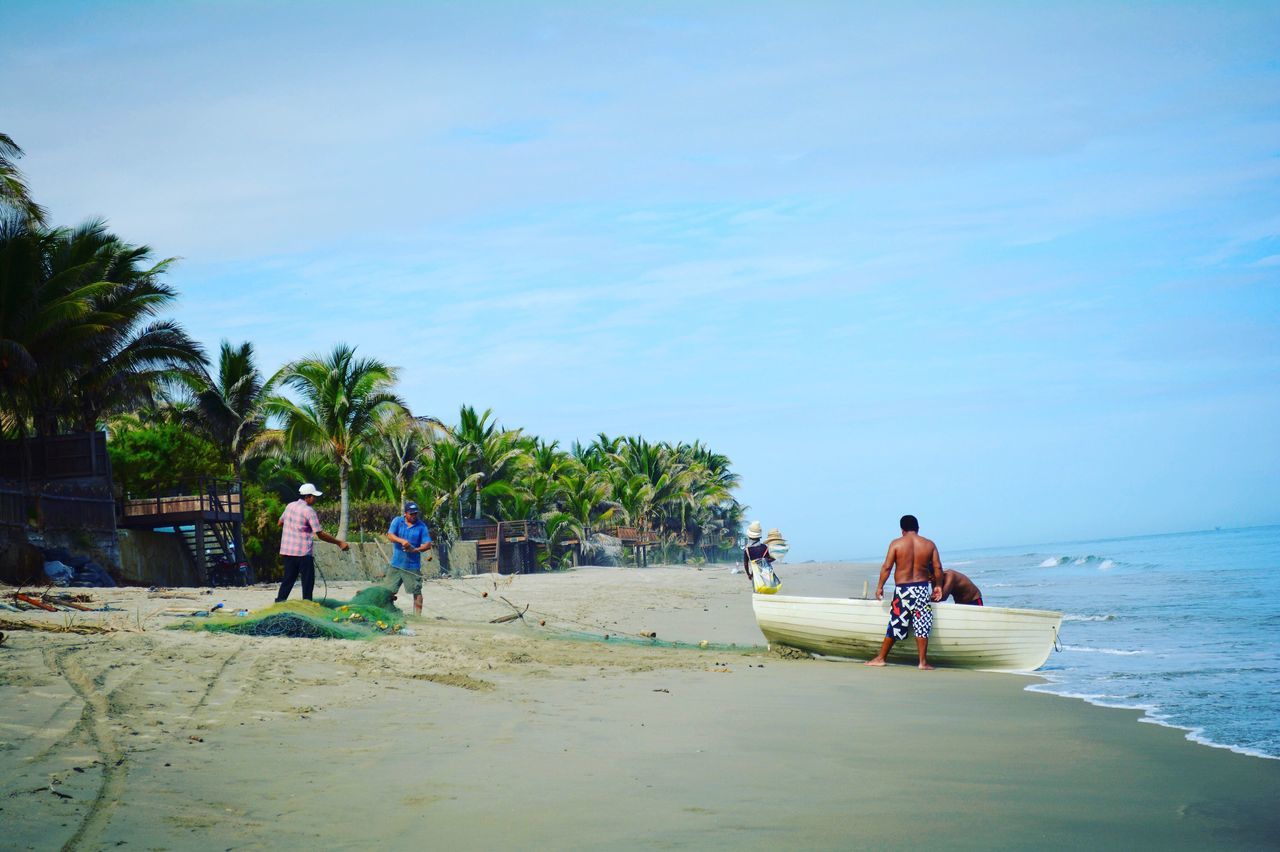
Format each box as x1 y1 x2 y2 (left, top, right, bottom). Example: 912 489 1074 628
46 647 128 852
186 646 245 719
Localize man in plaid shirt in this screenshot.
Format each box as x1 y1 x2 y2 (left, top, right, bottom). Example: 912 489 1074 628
276 482 348 602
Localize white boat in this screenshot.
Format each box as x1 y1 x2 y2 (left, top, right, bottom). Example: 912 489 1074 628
752 594 1062 672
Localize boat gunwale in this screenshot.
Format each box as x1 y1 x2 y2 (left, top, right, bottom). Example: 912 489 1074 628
753 593 1063 621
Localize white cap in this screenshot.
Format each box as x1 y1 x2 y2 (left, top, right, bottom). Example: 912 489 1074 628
298 483 323 497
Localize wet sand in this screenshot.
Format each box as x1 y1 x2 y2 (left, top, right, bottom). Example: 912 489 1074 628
2 563 1278 850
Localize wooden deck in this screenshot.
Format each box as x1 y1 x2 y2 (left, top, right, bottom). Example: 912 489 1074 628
604 526 660 546
121 492 242 524
119 479 242 526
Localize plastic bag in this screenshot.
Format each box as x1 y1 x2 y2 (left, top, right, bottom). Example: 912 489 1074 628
750 560 781 594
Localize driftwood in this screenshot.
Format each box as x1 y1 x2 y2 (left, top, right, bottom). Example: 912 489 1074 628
14 593 57 612
49 598 95 611
489 597 529 624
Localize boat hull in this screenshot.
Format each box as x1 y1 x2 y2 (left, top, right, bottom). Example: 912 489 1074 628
752 594 1062 672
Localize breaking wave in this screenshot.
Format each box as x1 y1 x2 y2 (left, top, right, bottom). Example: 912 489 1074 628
1039 554 1118 569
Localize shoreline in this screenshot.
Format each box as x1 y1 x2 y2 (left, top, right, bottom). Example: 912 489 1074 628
3 563 1278 848
1023 680 1280 763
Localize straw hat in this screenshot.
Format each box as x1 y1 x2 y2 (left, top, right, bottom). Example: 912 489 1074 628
746 520 763 540
765 528 786 545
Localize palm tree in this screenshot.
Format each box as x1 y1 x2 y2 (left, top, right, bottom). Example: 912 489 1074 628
608 437 691 535
266 344 405 539
451 406 524 520
571 433 622 474
0 218 204 436
181 340 270 481
413 439 482 542
553 468 617 540
672 441 741 548
60 228 205 432
364 410 446 506
0 133 45 225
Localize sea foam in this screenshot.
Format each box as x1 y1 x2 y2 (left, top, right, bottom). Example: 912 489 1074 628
1062 645 1144 656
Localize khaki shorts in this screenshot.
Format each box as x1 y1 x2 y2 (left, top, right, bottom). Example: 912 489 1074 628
383 566 424 596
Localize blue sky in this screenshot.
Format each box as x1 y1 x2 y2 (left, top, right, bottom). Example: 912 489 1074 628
4 2 1278 559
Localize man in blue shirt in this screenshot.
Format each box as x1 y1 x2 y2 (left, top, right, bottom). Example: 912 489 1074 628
384 501 433 615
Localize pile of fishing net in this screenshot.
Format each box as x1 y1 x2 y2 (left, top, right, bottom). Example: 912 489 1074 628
172 587 407 640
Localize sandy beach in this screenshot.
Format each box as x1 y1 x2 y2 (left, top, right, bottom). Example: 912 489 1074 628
2 562 1278 850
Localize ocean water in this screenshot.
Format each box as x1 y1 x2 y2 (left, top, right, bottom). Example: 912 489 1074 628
943 525 1280 760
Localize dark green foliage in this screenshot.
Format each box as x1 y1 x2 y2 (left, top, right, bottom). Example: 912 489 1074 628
241 482 286 578
316 499 397 536
107 421 226 495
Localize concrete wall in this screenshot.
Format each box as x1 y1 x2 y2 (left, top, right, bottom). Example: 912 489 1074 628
39 526 120 571
446 540 476 576
315 542 389 581
314 540 452 582
117 529 201 586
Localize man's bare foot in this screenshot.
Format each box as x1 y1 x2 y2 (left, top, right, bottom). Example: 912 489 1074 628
918 662 935 670
865 658 886 667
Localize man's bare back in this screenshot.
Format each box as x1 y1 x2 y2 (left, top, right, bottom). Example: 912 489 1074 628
876 532 942 599
940 568 983 605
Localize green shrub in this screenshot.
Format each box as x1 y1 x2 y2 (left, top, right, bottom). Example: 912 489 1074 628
242 483 286 579
107 422 227 495
316 500 398 536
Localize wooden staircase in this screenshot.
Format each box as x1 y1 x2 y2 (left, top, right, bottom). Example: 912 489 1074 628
461 519 548 574
120 479 248 585
476 539 499 566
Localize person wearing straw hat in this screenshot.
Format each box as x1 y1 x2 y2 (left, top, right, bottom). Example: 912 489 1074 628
743 521 780 593
383 501 433 616
275 483 348 603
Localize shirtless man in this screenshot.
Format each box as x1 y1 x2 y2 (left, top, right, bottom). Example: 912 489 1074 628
939 568 983 606
865 515 943 670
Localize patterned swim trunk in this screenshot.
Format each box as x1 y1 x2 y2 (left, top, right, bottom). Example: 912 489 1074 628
886 581 933 639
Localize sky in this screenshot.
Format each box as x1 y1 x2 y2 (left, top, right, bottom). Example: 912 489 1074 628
3 1 1278 560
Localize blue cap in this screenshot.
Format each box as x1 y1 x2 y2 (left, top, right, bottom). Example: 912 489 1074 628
404 501 420 514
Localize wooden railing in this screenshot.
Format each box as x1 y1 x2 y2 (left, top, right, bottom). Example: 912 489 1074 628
605 526 660 546
460 519 546 542
122 478 242 520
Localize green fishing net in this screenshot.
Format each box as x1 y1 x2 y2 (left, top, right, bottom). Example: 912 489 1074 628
171 587 407 639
